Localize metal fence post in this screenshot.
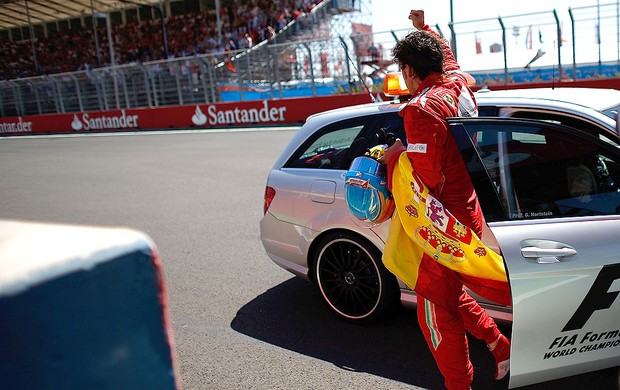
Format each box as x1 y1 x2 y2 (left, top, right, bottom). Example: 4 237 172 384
448 22 457 60
498 17 509 85
273 46 283 99
196 59 209 104
238 61 245 102
151 70 160 107
267 46 275 100
69 75 84 112
339 37 352 94
174 63 183 105
26 80 42 115
390 30 399 42
53 78 66 113
302 43 316 96
9 81 23 116
121 70 130 108
138 65 153 108
0 83 5 117
96 73 108 111
435 24 445 38
569 8 577 80
246 50 252 81
553 9 563 80
203 57 217 103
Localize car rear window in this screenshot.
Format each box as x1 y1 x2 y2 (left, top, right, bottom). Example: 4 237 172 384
286 113 405 170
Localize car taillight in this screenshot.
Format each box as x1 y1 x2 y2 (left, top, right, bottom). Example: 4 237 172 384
264 186 276 215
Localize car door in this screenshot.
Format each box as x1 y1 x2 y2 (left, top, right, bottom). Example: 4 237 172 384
448 117 620 388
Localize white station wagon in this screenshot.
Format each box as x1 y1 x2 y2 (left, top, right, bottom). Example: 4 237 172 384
260 83 620 388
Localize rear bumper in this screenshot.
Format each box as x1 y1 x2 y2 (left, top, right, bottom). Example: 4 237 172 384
259 212 313 278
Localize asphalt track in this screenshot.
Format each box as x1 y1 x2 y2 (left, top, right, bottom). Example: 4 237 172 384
1 128 618 390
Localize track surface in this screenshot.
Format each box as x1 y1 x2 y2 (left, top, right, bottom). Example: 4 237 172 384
1 129 617 390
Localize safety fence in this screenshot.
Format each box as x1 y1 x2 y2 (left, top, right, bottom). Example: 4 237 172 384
446 2 620 85
1 2 619 118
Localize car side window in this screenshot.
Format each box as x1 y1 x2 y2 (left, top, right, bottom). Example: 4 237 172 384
509 110 620 147
291 125 364 169
285 112 405 170
468 122 620 220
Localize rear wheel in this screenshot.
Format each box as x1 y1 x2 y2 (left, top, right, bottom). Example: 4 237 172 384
313 231 400 324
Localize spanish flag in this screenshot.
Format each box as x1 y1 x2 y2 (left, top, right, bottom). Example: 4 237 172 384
383 153 512 306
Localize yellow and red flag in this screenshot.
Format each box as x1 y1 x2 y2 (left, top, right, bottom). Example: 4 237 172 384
382 153 511 306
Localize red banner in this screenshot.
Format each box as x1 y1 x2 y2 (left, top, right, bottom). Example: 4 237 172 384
0 94 373 136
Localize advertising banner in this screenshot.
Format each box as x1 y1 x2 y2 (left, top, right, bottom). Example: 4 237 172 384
0 94 373 136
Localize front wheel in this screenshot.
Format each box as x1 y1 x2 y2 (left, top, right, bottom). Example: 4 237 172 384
313 231 400 324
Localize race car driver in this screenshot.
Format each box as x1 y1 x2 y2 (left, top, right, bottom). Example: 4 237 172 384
380 9 511 390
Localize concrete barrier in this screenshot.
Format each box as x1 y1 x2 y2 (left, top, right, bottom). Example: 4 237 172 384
0 220 179 390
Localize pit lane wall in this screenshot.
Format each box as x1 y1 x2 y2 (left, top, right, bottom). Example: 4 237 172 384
0 94 373 136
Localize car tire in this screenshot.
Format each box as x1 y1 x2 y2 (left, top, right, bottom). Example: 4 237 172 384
312 231 400 324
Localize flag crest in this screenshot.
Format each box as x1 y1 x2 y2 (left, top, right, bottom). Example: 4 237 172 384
382 153 511 306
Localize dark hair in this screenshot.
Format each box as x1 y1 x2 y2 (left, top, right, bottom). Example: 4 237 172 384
392 30 444 80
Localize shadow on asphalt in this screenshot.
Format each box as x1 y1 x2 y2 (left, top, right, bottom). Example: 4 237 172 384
231 277 511 389
232 277 619 390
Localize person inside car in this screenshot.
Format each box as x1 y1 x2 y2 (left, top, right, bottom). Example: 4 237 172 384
567 163 597 202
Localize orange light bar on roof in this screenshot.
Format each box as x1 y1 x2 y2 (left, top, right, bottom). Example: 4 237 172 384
383 72 410 97
462 71 476 87
383 71 476 97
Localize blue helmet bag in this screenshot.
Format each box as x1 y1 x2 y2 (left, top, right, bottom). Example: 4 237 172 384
344 155 394 224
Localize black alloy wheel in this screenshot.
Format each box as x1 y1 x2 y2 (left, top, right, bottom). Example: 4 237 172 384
313 231 399 324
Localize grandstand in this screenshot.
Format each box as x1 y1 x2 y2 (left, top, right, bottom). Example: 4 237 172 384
0 0 333 79
0 0 375 117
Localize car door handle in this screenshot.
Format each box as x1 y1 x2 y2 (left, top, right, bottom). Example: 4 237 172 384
521 246 578 263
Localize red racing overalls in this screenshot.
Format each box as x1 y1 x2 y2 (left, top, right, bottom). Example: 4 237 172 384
386 25 505 390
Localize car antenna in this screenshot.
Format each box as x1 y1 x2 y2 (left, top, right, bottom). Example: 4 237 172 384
340 41 376 103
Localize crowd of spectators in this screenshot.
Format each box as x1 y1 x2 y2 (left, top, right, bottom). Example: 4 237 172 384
0 0 323 81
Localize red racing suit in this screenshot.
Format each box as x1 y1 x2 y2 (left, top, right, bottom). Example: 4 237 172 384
386 25 503 390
